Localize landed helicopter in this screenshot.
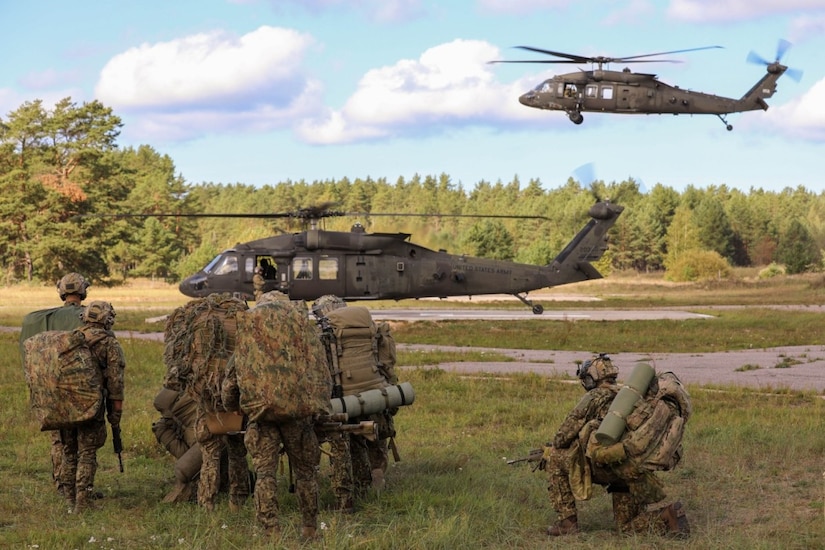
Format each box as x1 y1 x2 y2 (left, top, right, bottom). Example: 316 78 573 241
490 40 802 130
176 201 624 314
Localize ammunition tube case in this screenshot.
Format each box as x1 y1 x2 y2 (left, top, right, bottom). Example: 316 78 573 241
595 362 655 446
331 382 415 417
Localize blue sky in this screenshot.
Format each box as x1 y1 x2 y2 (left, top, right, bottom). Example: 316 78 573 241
2 0 824 194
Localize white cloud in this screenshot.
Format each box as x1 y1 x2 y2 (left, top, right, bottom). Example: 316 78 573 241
788 14 825 42
764 76 825 140
296 39 550 144
95 26 321 140
667 0 825 23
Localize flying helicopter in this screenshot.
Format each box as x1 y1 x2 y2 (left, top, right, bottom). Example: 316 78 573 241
490 40 802 130
172 201 624 314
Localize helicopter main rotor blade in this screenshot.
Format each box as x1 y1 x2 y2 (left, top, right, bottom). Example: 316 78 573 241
615 45 722 63
345 212 552 221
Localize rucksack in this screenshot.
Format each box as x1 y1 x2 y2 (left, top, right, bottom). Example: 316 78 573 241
23 328 106 430
590 370 691 473
233 301 332 422
167 294 247 412
621 371 692 471
323 306 390 395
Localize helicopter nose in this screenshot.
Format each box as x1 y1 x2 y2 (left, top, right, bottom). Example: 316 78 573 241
179 273 208 297
519 91 538 106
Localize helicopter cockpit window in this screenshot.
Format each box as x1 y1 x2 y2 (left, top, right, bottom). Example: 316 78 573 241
294 257 313 280
535 82 552 93
601 86 614 99
213 255 238 276
203 254 222 274
318 258 338 280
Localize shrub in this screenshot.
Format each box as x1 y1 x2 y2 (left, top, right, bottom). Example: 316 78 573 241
664 248 732 282
758 263 786 279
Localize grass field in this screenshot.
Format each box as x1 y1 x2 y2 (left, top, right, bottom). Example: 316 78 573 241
1 274 824 548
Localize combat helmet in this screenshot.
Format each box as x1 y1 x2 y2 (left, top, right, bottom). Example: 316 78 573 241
82 301 116 330
57 272 90 301
311 294 346 318
576 353 618 390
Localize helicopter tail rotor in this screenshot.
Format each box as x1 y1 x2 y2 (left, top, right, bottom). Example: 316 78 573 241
747 39 803 82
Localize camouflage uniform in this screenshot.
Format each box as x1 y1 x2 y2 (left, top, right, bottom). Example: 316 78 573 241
193 410 249 511
58 302 126 513
222 361 322 537
19 273 89 490
546 355 687 537
252 268 265 301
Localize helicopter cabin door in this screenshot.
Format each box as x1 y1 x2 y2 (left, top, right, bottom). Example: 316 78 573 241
288 254 346 300
583 83 617 112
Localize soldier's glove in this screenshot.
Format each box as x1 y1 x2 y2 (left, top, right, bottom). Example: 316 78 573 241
107 409 122 428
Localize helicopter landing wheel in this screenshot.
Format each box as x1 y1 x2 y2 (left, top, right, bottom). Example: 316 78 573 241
717 114 733 131
532 304 544 315
569 112 584 125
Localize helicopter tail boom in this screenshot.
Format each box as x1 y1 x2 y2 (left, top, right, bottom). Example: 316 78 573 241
547 202 624 284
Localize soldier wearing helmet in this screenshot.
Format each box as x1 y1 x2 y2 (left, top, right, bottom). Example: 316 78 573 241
19 272 92 494
544 353 689 538
57 272 90 303
58 300 126 513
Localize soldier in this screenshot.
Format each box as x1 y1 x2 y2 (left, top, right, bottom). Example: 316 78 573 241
544 355 690 538
312 295 399 507
19 272 91 491
222 300 326 540
252 267 266 301
58 301 126 513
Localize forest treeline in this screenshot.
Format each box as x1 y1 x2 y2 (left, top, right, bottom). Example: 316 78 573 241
1 97 822 285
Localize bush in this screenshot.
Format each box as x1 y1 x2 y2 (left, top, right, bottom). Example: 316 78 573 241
758 263 786 279
664 248 732 282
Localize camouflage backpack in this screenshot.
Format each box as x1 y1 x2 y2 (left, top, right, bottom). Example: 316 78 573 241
183 294 248 412
590 371 692 473
323 306 390 395
233 301 332 422
23 328 106 430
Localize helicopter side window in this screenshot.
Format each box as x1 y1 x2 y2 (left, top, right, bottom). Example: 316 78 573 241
213 255 238 276
563 84 578 98
318 258 338 280
294 257 313 280
585 85 598 98
601 85 614 99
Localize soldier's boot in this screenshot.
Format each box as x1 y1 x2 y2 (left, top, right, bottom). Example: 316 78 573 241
163 481 193 504
73 488 99 514
371 468 385 490
63 486 76 512
659 501 690 539
301 526 318 540
547 515 579 536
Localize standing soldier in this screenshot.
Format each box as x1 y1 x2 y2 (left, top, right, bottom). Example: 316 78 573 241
58 301 126 513
19 272 91 491
312 295 401 504
222 300 330 540
252 267 265 301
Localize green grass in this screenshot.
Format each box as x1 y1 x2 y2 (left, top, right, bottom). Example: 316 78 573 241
2 328 825 548
3 275 825 547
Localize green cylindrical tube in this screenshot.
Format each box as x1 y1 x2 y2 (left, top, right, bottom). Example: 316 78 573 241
331 382 415 417
595 362 655 446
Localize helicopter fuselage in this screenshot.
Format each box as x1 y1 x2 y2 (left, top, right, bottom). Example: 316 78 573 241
519 63 787 129
178 202 624 312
